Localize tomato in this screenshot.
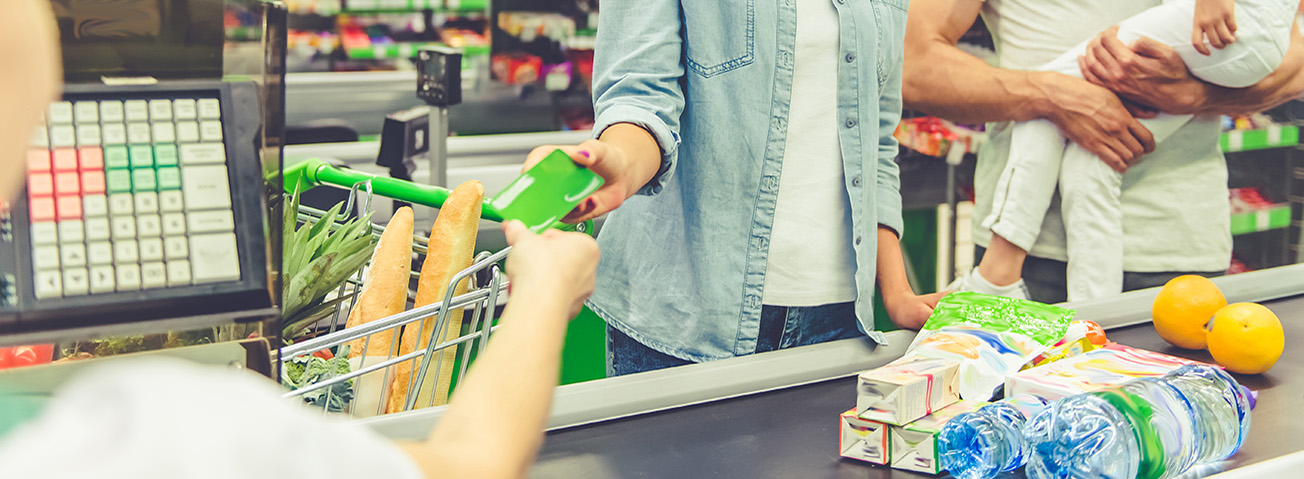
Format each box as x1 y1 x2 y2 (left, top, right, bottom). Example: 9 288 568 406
0 344 53 370
312 348 334 360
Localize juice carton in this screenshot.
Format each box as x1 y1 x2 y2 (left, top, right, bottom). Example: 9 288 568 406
890 400 989 474
839 409 890 464
1006 342 1207 401
856 357 960 425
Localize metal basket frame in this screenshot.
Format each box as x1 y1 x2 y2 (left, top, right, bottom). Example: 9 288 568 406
279 180 512 416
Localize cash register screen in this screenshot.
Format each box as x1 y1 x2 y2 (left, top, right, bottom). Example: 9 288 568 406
51 0 223 82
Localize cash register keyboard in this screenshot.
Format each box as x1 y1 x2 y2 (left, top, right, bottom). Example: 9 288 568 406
27 96 241 299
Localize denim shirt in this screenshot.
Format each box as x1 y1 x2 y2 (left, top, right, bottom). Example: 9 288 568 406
586 0 910 362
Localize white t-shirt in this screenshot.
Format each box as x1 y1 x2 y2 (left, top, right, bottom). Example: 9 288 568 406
0 358 421 479
764 0 858 306
976 0 1232 273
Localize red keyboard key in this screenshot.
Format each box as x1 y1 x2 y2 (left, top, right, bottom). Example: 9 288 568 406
27 150 50 172
56 195 81 220
52 149 78 171
81 170 106 194
29 197 55 221
27 173 53 197
79 147 104 170
54 172 80 195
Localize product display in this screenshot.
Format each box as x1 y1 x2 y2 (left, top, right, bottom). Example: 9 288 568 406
839 409 890 465
1024 365 1254 479
1006 342 1204 401
937 395 1049 479
856 358 960 425
889 400 988 474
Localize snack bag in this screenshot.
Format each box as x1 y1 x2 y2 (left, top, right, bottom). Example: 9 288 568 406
901 292 1074 401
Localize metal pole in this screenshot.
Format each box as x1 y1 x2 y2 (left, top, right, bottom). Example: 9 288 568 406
428 107 448 189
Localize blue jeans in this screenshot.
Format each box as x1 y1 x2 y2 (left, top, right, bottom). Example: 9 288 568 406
606 302 862 377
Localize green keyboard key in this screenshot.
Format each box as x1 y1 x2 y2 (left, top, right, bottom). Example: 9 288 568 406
105 146 129 169
132 168 157 191
157 167 181 190
154 144 178 166
129 145 153 168
107 169 132 193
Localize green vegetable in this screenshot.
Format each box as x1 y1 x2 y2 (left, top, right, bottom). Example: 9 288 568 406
281 355 354 413
281 186 377 340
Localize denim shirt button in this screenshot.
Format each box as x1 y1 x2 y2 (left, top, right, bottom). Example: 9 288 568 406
845 118 856 128
845 53 855 63
851 175 862 187
746 295 762 310
855 236 863 246
763 175 780 192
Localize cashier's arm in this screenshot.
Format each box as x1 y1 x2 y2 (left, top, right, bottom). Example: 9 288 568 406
397 223 599 479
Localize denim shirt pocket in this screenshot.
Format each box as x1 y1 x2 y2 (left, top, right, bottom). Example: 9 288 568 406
682 0 756 78
870 0 909 90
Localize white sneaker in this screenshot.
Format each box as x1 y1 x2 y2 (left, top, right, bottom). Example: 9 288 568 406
945 268 1030 300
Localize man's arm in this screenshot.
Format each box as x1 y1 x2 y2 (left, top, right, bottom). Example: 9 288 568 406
1082 27 1304 116
904 0 1154 165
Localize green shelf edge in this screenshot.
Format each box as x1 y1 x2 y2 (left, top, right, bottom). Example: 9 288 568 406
1220 125 1299 153
1230 205 1292 236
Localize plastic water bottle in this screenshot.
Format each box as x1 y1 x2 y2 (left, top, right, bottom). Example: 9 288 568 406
938 395 1049 479
1023 364 1253 479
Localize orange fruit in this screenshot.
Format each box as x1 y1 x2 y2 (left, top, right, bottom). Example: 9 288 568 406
1151 275 1226 350
1207 303 1284 374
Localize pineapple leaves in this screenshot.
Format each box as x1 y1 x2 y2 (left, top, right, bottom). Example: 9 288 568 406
281 190 378 339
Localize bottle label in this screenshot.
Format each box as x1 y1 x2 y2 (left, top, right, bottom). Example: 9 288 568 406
1092 388 1167 479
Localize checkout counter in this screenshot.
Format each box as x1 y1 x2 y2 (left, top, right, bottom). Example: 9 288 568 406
361 264 1304 478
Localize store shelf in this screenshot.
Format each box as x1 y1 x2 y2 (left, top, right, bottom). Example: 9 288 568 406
344 42 488 60
341 0 487 13
1230 204 1292 236
1221 125 1299 153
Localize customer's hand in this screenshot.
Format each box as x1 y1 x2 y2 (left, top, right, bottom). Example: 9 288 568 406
524 125 661 223
503 220 600 318
1037 72 1155 173
884 290 950 330
1078 26 1210 115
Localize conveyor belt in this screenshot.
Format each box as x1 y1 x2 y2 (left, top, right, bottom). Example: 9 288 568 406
529 294 1304 479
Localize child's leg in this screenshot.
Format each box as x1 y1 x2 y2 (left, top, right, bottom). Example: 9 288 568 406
1121 0 1290 88
1058 142 1124 301
977 119 1066 287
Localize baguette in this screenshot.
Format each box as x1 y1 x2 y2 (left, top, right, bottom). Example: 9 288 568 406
343 206 414 359
386 180 483 413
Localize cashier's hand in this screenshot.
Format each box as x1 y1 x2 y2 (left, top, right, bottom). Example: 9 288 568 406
885 291 950 330
503 220 600 318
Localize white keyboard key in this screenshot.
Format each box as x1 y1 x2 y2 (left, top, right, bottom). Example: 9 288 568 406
134 192 159 213
197 99 221 119
164 236 189 260
152 122 175 143
182 166 232 211
167 260 192 286
141 262 166 289
30 126 48 148
85 218 110 241
31 222 58 245
179 143 226 165
159 190 184 212
58 220 84 243
90 265 115 293
101 123 126 145
88 241 113 265
76 124 101 146
61 244 87 267
124 100 149 122
175 121 199 143
116 264 141 291
199 121 223 142
109 193 134 216
149 100 173 121
190 233 239 283
173 99 197 120
111 216 137 239
48 102 73 124
114 240 139 264
162 213 186 236
99 101 124 123
139 237 164 261
50 125 76 147
83 195 108 217
137 215 162 237
74 102 98 124
63 268 89 296
34 270 62 299
126 123 151 144
33 246 60 270
188 210 234 233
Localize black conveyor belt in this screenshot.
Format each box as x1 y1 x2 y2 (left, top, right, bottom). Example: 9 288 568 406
531 295 1304 478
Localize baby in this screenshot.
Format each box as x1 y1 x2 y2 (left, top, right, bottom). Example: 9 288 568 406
955 0 1298 301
